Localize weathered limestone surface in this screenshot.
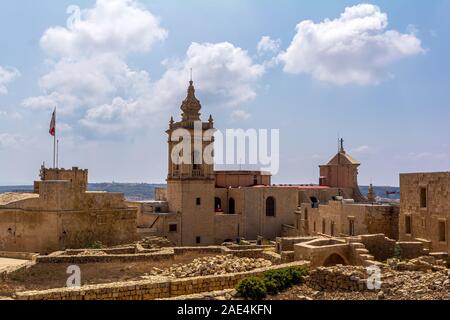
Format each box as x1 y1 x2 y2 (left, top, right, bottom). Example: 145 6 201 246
15 261 309 300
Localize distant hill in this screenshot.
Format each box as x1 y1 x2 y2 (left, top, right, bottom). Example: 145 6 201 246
0 183 165 201
0 184 400 202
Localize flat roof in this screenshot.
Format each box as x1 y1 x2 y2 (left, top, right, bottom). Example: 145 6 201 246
215 170 272 176
252 185 330 190
0 193 39 206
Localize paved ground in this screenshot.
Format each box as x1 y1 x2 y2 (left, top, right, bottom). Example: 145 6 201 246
0 257 28 272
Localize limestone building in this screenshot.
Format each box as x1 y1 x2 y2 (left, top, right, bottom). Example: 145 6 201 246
399 172 450 253
134 80 396 246
0 166 137 253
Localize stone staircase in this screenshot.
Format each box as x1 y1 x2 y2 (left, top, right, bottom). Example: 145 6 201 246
347 237 377 266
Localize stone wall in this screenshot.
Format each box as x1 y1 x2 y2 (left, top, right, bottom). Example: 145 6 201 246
300 201 399 240
307 266 369 291
400 172 450 254
15 261 309 300
359 234 396 262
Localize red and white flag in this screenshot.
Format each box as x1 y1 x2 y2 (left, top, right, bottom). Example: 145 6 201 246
49 109 56 137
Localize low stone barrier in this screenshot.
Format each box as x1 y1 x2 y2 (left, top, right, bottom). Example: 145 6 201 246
64 247 137 256
36 249 175 264
307 266 368 292
15 261 309 300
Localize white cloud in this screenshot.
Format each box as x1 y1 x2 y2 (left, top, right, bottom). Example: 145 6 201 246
40 0 168 58
257 36 281 55
0 66 20 95
0 133 24 149
407 152 447 161
350 145 372 154
0 111 22 120
278 3 425 85
158 42 265 108
24 0 263 136
231 109 251 121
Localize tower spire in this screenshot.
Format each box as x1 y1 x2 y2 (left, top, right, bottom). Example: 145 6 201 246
180 75 202 121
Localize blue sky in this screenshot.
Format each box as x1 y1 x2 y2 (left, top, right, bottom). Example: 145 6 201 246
0 0 449 186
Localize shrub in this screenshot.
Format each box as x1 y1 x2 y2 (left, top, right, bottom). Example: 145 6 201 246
85 241 104 249
263 266 309 294
236 277 267 300
236 266 310 299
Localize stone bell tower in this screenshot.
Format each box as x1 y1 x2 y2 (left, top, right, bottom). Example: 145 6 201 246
166 79 216 246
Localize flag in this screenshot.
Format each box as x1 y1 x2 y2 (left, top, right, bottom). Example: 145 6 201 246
49 109 56 137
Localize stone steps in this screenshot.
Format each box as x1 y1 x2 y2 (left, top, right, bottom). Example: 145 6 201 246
360 254 374 261
355 248 369 254
349 242 365 249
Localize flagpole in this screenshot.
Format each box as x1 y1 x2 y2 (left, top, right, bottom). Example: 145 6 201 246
53 133 56 169
53 107 56 169
56 139 59 169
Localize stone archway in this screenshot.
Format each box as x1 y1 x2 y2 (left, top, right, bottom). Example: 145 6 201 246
323 253 347 267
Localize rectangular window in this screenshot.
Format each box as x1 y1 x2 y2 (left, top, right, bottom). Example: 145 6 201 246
196 236 201 244
330 222 335 236
322 220 326 234
196 198 201 206
155 207 162 213
169 224 177 233
405 215 412 235
420 187 427 208
349 219 355 236
439 221 446 242
313 222 316 233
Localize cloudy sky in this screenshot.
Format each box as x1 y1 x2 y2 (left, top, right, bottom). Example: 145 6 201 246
0 0 449 186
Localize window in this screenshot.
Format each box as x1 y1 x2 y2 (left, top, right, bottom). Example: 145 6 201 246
313 222 316 233
420 187 427 208
331 221 335 236
439 221 446 242
155 207 162 213
196 236 201 244
348 219 355 236
192 151 202 171
169 224 177 233
228 198 236 214
266 197 276 217
253 176 258 185
310 197 319 209
215 197 222 211
304 208 308 221
322 219 326 234
196 198 201 206
405 215 412 235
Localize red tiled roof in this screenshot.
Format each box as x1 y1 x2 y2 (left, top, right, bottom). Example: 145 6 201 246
252 185 330 189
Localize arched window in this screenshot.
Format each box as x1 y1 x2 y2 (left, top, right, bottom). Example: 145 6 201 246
266 197 276 217
322 219 326 234
215 197 222 212
228 198 236 214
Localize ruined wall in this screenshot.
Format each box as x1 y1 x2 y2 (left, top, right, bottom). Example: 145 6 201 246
302 201 399 240
16 261 309 300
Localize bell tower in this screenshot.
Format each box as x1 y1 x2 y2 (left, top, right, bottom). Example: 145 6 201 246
166 79 216 246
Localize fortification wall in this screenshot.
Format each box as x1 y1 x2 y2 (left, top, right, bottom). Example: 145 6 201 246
15 261 309 300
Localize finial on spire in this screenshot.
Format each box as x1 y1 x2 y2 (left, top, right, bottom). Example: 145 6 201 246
339 138 345 153
190 68 193 84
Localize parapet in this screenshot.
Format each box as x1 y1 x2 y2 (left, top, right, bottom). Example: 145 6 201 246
34 165 88 193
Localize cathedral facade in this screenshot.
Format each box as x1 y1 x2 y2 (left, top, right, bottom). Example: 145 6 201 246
132 80 383 246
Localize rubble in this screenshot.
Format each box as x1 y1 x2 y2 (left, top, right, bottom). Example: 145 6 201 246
139 237 174 249
142 254 272 279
